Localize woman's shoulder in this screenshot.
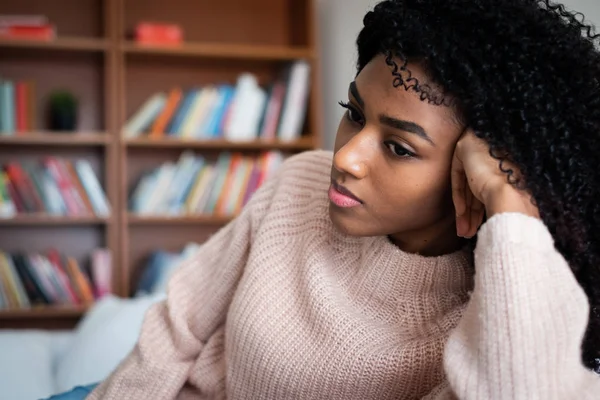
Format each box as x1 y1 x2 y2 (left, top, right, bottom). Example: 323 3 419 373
243 150 333 221
280 150 333 176
253 150 333 220
273 150 334 191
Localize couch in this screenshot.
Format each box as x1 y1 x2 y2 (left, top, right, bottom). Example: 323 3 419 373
0 293 165 399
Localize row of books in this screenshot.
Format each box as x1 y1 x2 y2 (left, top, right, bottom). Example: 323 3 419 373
129 151 283 216
0 158 111 218
0 15 56 41
0 79 36 134
124 60 310 142
0 248 111 309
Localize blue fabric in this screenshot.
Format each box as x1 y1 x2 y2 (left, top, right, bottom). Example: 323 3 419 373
44 383 98 400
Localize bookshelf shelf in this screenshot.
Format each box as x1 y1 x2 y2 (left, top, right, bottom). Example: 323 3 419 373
0 37 109 52
0 132 111 146
124 136 315 151
0 305 89 319
122 41 314 61
127 214 233 226
0 215 110 226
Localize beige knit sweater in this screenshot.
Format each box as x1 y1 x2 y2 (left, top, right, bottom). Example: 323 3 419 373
89 150 599 400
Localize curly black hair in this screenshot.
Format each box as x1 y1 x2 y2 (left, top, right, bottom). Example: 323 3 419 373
356 0 600 372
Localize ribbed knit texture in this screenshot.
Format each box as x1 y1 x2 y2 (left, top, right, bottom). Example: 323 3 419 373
88 150 599 399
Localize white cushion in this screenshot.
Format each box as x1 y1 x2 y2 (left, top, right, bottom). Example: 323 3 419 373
0 330 73 400
53 293 165 394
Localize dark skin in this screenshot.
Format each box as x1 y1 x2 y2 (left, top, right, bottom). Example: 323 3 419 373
329 54 539 256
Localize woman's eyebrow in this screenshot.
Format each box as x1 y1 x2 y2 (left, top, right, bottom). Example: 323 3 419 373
349 81 364 108
379 115 435 146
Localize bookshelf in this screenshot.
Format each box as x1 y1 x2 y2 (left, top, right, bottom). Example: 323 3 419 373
0 0 322 329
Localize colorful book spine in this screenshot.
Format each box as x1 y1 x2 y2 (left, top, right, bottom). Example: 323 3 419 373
128 151 284 217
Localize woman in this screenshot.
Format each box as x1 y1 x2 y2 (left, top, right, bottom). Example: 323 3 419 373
83 0 600 398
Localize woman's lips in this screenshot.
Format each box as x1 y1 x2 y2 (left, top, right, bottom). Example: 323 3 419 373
328 181 363 208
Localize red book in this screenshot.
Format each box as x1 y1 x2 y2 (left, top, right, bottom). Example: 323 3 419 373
15 82 27 133
47 249 80 304
5 162 44 212
43 158 82 215
0 24 56 41
135 23 183 45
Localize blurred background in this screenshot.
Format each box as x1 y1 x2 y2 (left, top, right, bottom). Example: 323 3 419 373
0 0 597 399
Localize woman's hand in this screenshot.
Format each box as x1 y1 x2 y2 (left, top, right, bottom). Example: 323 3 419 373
451 129 540 238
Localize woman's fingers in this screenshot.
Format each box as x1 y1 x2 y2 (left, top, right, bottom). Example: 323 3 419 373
451 149 467 220
467 195 485 238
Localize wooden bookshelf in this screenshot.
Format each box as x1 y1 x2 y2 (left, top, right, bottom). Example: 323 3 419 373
0 132 110 146
0 305 89 319
0 37 109 52
0 0 322 328
0 215 111 226
124 137 315 150
0 306 89 329
122 41 314 61
127 214 232 226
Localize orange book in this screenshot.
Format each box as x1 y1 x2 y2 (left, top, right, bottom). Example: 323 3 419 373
150 88 182 137
233 158 256 213
65 257 94 304
215 153 242 215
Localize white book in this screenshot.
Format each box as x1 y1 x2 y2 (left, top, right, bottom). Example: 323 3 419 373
130 170 157 212
124 93 167 138
142 163 176 214
278 61 311 141
224 74 265 141
74 160 111 217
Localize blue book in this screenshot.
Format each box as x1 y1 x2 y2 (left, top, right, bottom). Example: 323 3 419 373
205 85 235 138
135 251 180 296
0 81 15 134
167 89 199 136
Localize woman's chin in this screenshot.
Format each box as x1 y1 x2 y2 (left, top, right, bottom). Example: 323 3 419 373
328 203 369 236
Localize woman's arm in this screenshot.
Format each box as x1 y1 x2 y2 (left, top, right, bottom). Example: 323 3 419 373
86 175 278 400
440 129 600 398
442 212 600 399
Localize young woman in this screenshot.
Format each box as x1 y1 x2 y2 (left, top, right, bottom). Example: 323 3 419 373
83 0 600 398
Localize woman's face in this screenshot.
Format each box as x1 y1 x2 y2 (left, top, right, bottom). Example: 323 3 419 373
329 54 466 254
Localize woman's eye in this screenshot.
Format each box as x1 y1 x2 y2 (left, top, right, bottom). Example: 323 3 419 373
347 107 363 124
385 141 414 158
338 101 364 125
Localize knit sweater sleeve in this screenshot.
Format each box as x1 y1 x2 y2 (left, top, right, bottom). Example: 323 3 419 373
87 172 279 400
431 212 600 399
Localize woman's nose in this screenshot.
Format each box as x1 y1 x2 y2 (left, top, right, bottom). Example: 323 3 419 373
332 132 375 180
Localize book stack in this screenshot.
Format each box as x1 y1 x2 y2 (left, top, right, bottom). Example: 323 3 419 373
129 151 283 216
0 15 56 41
0 248 112 309
124 60 311 142
134 22 183 45
0 78 36 134
0 158 111 218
